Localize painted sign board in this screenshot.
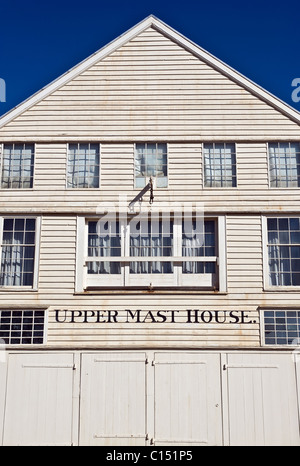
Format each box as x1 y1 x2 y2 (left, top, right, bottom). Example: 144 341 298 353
55 309 256 325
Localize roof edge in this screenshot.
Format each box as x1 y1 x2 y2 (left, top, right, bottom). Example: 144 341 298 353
150 17 300 125
0 15 155 128
0 15 300 128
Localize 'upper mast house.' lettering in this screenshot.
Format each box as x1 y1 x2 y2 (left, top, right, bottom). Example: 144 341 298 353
0 16 300 446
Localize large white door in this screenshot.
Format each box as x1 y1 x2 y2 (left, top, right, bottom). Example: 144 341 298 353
2 353 75 446
153 352 223 446
225 353 300 446
79 352 147 446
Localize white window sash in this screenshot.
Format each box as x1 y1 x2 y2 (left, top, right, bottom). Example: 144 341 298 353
0 143 35 189
76 216 226 291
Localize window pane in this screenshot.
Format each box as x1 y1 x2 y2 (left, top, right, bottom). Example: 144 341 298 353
267 217 300 286
87 219 121 274
263 310 300 345
269 142 300 187
204 143 236 187
67 143 100 188
134 143 168 188
2 144 34 189
0 310 44 344
0 218 36 286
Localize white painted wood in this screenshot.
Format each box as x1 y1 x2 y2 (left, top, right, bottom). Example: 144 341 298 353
261 215 270 291
79 352 147 446
0 355 7 444
2 352 75 445
226 353 300 446
1 349 300 446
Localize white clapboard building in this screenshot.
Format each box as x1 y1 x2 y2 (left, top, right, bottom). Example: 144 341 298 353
0 15 300 446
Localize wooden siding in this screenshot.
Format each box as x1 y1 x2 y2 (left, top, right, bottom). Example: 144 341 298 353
0 27 299 141
0 214 299 347
0 22 299 350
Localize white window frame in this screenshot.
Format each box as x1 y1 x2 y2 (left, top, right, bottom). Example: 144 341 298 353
76 215 227 292
0 309 46 345
134 142 168 189
0 216 41 291
66 143 100 189
262 215 300 291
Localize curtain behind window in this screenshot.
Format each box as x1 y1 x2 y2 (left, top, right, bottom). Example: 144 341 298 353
2 144 34 189
0 218 36 286
130 217 173 274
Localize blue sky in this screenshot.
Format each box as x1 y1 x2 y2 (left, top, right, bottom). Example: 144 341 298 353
0 0 300 117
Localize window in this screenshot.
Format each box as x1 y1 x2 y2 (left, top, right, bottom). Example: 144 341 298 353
0 310 45 345
203 143 236 187
265 217 300 287
268 142 300 187
67 143 100 188
263 310 300 345
0 217 39 288
129 216 173 275
76 215 226 290
87 219 122 275
135 143 167 188
1 143 34 188
182 219 216 275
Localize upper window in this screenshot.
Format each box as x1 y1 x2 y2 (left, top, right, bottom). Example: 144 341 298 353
135 143 168 188
265 217 300 287
203 143 236 187
77 214 226 291
0 217 39 288
67 143 100 188
1 143 34 189
268 142 300 188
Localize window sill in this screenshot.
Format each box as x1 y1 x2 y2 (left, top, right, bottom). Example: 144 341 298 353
268 187 300 190
0 287 38 292
66 187 101 190
264 287 300 292
75 286 227 295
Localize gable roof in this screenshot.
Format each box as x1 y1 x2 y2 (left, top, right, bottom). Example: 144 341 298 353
0 14 300 128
